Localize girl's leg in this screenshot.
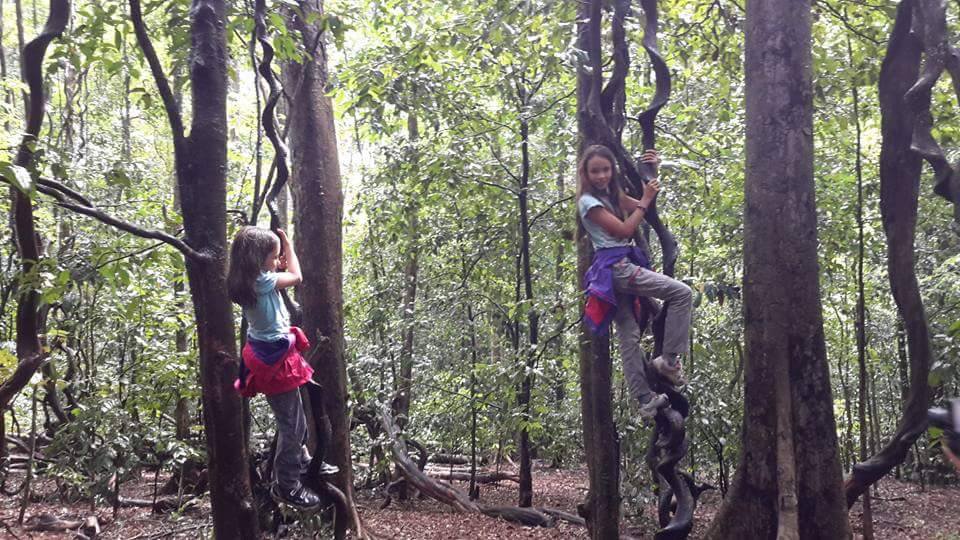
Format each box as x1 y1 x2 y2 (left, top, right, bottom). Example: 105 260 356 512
612 259 692 357
266 388 308 490
613 294 652 402
614 294 667 417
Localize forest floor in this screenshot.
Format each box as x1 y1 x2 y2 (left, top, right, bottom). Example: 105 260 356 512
1 462 958 539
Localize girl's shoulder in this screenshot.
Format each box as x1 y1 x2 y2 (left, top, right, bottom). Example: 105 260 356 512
254 272 279 294
578 193 599 207
578 193 607 215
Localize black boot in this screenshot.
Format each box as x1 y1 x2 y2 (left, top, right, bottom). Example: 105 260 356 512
271 483 322 510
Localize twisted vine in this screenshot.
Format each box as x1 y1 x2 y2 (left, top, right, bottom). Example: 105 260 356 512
252 0 301 323
905 0 960 223
845 0 957 507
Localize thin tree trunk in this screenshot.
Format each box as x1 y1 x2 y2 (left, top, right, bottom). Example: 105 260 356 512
391 112 421 500
549 161 567 469
849 30 874 539
468 304 479 499
391 109 421 430
1 0 10 130
516 115 537 508
121 15 131 162
13 0 26 110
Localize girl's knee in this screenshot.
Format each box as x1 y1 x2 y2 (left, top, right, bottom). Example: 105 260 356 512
674 281 692 303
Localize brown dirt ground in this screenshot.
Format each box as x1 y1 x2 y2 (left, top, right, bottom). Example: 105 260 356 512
1 464 957 539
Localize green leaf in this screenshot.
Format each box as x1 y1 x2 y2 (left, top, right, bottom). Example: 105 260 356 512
1 162 35 198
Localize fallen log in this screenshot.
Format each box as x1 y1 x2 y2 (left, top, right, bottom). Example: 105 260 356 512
428 454 469 465
116 495 200 514
427 471 519 484
481 506 554 527
540 507 586 526
377 406 579 528
6 453 51 465
25 513 80 531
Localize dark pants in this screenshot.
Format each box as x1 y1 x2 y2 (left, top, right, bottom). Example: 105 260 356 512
266 387 309 490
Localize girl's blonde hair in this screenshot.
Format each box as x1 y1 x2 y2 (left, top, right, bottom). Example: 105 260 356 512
576 144 626 220
227 226 279 307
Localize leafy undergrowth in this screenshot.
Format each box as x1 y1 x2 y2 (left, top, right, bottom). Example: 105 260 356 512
1 464 957 539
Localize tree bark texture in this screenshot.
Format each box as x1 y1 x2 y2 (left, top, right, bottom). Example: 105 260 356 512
844 0 931 507
130 0 258 533
705 1 849 538
285 1 359 537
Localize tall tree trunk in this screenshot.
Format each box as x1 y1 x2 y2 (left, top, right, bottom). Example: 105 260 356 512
284 0 360 536
129 0 258 533
390 112 421 501
574 3 619 536
176 0 258 533
705 0 849 537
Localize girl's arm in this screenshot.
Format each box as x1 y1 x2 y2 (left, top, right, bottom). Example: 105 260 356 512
589 178 660 239
274 229 302 289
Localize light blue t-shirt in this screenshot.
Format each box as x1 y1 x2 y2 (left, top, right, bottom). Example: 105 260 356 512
578 193 632 250
243 272 290 342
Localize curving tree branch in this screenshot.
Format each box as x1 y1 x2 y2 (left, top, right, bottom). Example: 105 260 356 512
253 0 291 231
601 0 630 138
252 0 302 324
23 177 208 261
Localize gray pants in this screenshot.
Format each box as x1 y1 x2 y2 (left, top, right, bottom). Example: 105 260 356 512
266 387 309 490
612 258 692 401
